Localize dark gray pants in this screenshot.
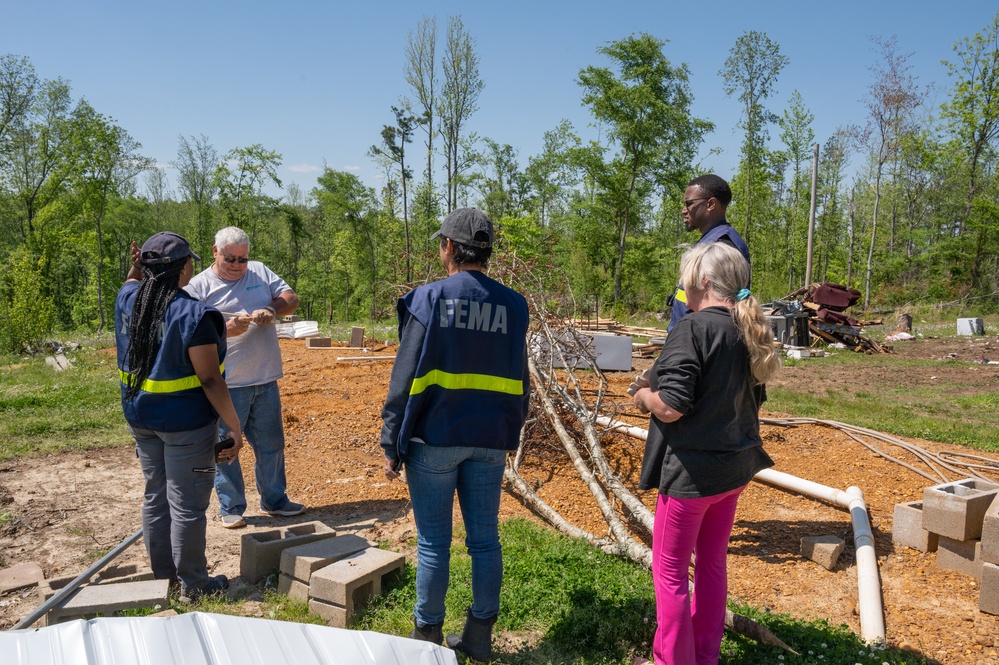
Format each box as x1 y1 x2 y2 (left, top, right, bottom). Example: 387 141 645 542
131 421 216 595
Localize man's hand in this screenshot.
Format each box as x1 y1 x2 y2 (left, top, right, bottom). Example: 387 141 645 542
131 240 141 269
250 308 275 325
227 315 252 337
383 456 401 481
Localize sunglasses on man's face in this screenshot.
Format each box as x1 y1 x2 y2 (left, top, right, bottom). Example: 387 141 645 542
222 255 249 264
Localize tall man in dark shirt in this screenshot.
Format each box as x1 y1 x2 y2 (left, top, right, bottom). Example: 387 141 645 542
667 174 750 332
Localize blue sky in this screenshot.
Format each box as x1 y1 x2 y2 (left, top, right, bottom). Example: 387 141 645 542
3 1 996 200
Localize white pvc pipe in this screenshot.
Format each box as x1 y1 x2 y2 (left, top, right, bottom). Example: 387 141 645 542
595 415 886 644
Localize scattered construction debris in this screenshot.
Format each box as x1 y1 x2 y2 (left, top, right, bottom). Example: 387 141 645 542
771 283 892 354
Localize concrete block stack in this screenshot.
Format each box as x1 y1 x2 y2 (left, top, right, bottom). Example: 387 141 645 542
239 521 338 583
894 479 999 614
267 533 406 628
982 494 999 615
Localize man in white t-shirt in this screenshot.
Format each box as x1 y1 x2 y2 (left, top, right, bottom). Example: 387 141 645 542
185 226 306 528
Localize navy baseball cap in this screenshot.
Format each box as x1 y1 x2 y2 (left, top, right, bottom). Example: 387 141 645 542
140 232 201 265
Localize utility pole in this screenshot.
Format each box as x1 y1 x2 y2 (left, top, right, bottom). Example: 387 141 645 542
804 143 819 288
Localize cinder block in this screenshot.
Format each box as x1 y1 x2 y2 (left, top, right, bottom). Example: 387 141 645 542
309 598 349 628
280 534 371 581
922 479 999 541
38 574 77 603
239 521 337 584
981 562 999 615
349 327 365 348
310 548 405 609
91 564 155 585
893 501 939 552
47 579 170 624
936 536 983 581
0 562 44 594
277 573 310 602
284 315 301 323
983 494 999 565
306 337 332 348
800 535 846 570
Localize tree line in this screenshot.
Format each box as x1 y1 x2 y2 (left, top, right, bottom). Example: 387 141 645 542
1 12 997 353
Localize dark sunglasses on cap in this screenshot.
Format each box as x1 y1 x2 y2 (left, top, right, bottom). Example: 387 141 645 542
222 255 249 264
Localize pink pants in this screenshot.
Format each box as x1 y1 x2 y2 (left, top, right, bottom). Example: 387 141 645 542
651 486 745 665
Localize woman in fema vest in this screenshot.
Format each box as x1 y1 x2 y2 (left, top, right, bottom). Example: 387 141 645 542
380 208 531 662
114 232 244 601
631 242 781 665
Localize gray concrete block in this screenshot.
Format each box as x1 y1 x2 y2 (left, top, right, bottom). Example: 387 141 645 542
277 573 310 602
310 547 405 609
349 327 365 348
800 535 846 570
922 479 999 541
284 315 301 323
239 521 337 584
936 536 983 581
91 564 155 585
47 579 170 624
892 501 939 552
37 574 76 603
280 534 371 581
983 494 999 565
306 337 332 348
981 562 999 615
309 598 349 628
0 562 44 594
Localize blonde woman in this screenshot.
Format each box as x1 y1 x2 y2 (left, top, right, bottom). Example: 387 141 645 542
631 241 781 665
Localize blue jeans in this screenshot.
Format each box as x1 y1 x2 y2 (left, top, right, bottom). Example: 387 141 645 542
131 421 216 596
405 440 507 626
216 381 291 515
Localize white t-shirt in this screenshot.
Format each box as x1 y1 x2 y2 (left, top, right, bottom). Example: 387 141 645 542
185 261 291 388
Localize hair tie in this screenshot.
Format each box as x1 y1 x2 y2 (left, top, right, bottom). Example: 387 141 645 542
736 288 751 302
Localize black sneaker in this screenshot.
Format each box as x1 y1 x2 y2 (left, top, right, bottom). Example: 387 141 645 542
180 575 229 603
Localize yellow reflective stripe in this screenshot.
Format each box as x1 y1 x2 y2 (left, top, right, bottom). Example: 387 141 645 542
119 363 225 394
410 369 524 396
675 288 687 304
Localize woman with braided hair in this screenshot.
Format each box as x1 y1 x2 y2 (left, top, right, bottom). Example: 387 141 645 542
114 232 243 601
631 241 781 665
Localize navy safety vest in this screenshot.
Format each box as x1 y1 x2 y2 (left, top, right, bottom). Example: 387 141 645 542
667 221 750 332
395 270 530 459
114 282 226 432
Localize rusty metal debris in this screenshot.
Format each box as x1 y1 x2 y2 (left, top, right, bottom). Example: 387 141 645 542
772 283 892 354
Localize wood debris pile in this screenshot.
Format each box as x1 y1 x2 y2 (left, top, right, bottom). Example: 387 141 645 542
570 317 666 358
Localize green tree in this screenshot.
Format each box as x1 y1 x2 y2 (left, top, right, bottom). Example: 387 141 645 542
68 100 151 331
577 33 711 301
777 90 815 290
173 134 219 257
438 15 483 213
213 143 282 238
720 30 789 247
0 246 54 353
405 16 438 198
370 105 419 282
853 36 925 308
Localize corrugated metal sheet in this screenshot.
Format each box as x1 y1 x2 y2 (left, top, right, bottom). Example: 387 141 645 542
2 612 458 665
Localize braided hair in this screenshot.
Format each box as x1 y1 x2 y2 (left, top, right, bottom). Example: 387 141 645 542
123 259 188 401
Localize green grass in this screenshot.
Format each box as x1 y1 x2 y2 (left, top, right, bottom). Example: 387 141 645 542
0 346 132 460
355 519 925 665
768 350 999 452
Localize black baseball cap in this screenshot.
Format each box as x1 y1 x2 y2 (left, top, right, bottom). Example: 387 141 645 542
430 208 493 249
140 232 201 265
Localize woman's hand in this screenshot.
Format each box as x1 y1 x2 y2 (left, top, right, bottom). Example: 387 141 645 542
383 456 401 481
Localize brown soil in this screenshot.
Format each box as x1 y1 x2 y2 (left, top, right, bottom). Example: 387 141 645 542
2 334 999 663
